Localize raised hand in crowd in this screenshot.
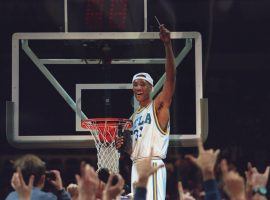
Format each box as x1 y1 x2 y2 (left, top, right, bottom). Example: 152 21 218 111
178 181 196 200
186 139 221 200
67 183 79 200
102 174 125 200
132 148 164 200
11 169 34 200
135 148 164 188
245 162 269 200
48 170 64 191
75 162 99 200
47 169 72 199
221 159 246 200
186 139 220 181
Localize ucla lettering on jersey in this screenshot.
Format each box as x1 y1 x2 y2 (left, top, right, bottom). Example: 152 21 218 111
131 101 170 161
133 113 152 141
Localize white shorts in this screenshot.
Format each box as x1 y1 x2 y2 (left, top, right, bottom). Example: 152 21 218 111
131 159 166 200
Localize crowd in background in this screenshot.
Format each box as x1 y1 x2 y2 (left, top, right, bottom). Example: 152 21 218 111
2 140 270 200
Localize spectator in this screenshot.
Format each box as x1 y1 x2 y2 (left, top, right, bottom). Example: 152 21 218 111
75 162 126 200
5 154 71 200
102 174 125 200
186 139 221 200
178 181 196 200
245 162 269 200
10 169 34 200
75 162 99 200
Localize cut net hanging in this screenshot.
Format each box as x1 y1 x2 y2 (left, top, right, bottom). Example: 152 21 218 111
81 118 132 173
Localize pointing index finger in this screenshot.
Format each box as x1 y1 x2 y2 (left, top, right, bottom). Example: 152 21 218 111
197 139 204 153
264 166 270 177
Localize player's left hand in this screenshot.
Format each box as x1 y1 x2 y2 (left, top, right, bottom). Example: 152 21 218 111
159 25 171 44
115 136 124 150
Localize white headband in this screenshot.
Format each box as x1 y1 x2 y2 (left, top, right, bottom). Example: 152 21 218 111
132 72 153 86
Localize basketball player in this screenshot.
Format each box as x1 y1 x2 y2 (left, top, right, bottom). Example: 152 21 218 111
116 24 175 200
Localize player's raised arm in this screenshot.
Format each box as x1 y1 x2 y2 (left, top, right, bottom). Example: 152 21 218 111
154 25 176 131
155 24 176 107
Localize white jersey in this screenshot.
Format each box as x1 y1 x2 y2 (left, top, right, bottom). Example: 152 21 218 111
131 101 170 161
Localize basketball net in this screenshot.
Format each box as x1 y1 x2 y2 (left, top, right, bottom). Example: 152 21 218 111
81 118 132 173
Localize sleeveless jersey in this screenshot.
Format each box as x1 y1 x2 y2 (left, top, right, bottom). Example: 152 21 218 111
131 101 170 161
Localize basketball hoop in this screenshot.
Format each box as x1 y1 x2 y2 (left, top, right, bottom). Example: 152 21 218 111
81 118 132 173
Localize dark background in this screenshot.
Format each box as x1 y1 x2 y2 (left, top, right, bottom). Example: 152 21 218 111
1 0 270 198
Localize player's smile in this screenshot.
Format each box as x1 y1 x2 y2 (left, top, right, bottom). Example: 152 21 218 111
135 92 143 97
134 92 144 100
132 79 152 104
